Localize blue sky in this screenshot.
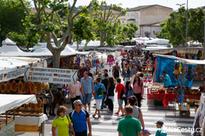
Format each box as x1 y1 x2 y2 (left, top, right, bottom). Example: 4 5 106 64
74 0 204 10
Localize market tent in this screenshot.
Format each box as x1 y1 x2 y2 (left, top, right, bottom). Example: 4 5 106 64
156 54 205 65
0 57 46 82
0 42 24 54
0 94 37 114
1 38 16 45
145 38 170 45
0 57 45 71
0 42 76 57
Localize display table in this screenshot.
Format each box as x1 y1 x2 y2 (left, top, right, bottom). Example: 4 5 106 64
147 83 200 107
0 120 15 136
15 114 48 132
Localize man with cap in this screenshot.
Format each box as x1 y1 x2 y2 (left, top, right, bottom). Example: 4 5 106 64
69 100 92 136
155 120 167 136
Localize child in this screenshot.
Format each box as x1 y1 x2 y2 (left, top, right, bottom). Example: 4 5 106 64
115 78 125 116
155 121 167 136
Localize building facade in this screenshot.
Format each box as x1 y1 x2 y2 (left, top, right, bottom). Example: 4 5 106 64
121 5 173 38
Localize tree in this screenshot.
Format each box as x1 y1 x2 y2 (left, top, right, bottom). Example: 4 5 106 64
122 23 138 41
93 1 126 46
188 8 204 43
0 0 27 45
104 22 138 46
159 7 204 47
73 14 95 50
20 0 95 68
159 7 187 46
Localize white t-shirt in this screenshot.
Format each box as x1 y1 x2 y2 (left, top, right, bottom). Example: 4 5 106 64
69 81 82 98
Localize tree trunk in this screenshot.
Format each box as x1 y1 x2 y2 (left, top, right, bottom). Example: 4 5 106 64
76 41 79 51
52 51 61 68
100 32 106 46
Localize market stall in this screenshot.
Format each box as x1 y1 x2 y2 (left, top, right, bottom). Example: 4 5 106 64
0 57 48 134
0 94 37 136
147 55 204 109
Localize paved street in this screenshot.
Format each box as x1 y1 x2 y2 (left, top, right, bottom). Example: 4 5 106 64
16 93 195 136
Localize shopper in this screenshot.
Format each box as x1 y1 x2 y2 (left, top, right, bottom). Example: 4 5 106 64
117 105 142 136
155 121 167 136
112 62 120 79
101 73 109 109
68 79 82 109
106 77 115 113
93 77 106 119
161 71 172 88
133 74 144 107
52 106 74 136
128 96 145 130
69 100 92 136
115 78 125 116
81 71 94 111
125 81 134 105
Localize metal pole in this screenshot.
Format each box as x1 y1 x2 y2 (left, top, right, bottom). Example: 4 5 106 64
204 2 205 59
185 0 189 46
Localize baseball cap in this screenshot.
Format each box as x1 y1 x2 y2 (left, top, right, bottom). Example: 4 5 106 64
73 99 82 105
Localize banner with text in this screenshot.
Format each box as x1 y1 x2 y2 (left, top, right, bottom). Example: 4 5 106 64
0 67 28 83
25 67 77 84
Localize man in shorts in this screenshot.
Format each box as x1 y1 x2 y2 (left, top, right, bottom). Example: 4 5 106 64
93 77 106 119
81 71 94 111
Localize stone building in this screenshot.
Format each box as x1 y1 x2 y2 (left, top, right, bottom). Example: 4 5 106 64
121 4 173 37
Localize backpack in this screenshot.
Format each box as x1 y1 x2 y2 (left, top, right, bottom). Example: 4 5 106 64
96 84 104 97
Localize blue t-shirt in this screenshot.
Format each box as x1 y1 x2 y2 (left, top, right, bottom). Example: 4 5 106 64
94 83 106 99
163 74 172 87
69 110 89 133
81 76 93 94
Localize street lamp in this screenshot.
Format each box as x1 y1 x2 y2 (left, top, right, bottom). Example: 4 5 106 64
204 1 205 59
185 0 189 46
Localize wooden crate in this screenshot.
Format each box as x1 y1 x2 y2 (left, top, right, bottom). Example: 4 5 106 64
15 124 40 132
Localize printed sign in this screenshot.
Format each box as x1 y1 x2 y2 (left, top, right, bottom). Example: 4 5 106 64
0 67 28 82
25 67 77 84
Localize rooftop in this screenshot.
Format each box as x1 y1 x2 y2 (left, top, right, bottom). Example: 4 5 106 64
128 4 172 12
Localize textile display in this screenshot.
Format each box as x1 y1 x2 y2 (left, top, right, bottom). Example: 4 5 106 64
154 56 195 88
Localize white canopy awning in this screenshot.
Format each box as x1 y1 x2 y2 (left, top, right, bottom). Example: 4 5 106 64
0 94 37 114
0 43 76 57
0 57 46 82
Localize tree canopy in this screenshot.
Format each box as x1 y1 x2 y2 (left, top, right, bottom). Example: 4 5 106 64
159 7 204 47
0 0 27 45
20 0 95 67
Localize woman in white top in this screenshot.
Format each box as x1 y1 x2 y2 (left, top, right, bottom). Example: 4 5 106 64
68 79 82 109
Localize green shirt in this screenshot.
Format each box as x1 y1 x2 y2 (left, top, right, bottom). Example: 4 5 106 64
52 115 71 136
117 115 142 136
155 129 167 136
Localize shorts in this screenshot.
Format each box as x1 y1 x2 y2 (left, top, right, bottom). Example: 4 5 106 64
95 99 102 110
118 99 123 107
82 93 92 105
75 130 87 136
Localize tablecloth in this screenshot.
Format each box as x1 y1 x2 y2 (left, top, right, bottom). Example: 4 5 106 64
15 114 48 126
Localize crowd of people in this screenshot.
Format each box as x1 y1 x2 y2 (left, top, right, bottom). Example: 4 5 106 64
51 50 168 136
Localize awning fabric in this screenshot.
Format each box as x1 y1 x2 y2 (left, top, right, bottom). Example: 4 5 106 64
0 94 37 114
